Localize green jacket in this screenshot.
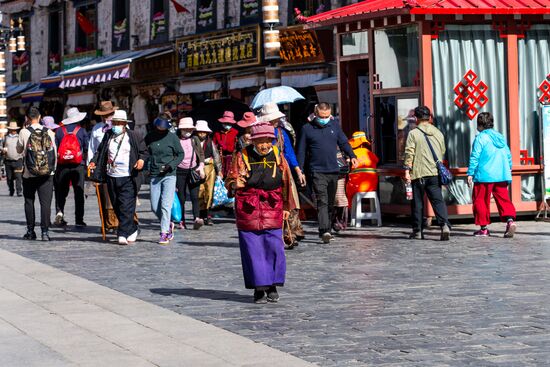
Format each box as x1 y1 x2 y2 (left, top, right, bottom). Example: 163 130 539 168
404 122 446 181
144 131 184 177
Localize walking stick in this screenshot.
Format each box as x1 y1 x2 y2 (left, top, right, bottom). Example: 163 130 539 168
88 168 106 241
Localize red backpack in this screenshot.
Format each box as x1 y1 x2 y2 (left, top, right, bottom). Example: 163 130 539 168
57 126 83 165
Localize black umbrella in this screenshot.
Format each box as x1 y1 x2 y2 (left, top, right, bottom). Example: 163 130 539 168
190 98 251 133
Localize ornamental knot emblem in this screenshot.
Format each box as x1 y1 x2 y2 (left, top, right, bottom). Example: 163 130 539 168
538 74 550 105
453 70 489 120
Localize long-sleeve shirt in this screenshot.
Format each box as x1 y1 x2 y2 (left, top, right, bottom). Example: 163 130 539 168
55 123 90 166
297 120 356 174
17 124 57 178
144 130 184 177
87 122 106 164
274 127 299 170
4 134 23 161
213 128 239 156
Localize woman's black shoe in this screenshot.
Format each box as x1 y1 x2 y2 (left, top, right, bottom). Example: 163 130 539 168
253 290 267 304
41 232 51 241
23 230 37 240
266 286 279 303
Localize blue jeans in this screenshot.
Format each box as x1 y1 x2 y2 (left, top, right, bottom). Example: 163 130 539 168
150 175 176 233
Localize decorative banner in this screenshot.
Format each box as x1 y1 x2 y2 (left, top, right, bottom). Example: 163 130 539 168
197 0 217 33
539 74 550 104
279 26 325 65
241 0 260 25
541 104 550 198
113 18 129 51
12 51 30 83
176 25 260 73
151 11 167 41
453 69 489 120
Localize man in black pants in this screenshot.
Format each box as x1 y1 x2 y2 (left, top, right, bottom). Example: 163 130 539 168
297 103 357 243
17 107 57 241
54 107 89 227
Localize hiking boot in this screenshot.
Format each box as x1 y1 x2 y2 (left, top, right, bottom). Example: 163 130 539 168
504 221 517 238
408 231 424 240
127 229 139 243
159 232 170 245
266 286 279 303
253 290 267 304
440 224 451 241
118 236 129 245
23 230 37 240
54 212 67 227
321 232 333 244
474 228 490 237
193 218 204 230
41 231 51 241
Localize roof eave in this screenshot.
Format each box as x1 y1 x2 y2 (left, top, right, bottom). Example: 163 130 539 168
306 8 411 29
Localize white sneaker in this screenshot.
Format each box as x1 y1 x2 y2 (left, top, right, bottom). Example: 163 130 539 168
54 212 64 225
127 230 139 243
118 236 129 245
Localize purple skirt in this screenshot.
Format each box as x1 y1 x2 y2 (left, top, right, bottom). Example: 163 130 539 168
238 229 286 289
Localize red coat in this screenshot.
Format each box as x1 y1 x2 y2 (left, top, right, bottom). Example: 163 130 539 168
235 187 283 231
213 128 239 155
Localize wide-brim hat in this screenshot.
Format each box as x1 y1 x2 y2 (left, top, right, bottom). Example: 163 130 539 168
41 116 59 130
250 121 275 140
349 131 370 149
195 120 212 133
111 109 129 122
237 112 257 128
94 101 118 116
178 117 195 130
259 102 285 122
218 111 236 124
62 107 87 125
7 121 20 130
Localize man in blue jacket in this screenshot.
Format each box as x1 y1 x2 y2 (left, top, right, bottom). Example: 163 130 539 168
297 103 357 243
467 112 516 238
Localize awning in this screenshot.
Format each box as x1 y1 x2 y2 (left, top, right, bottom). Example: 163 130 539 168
6 83 35 99
313 77 338 104
21 85 45 103
229 74 265 90
178 79 221 94
40 72 62 90
67 91 96 106
281 69 327 89
60 47 171 89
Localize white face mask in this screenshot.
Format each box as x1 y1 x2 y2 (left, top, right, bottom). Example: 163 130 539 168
223 124 232 131
181 131 192 138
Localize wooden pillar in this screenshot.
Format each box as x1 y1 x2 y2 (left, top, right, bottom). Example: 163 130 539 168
420 21 433 111
506 32 522 203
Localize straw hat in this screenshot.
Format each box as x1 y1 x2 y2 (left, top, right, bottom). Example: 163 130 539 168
237 112 257 128
111 110 129 122
218 111 236 124
251 121 275 140
7 121 20 130
62 107 87 125
258 102 285 122
178 117 195 130
94 101 118 116
195 120 212 133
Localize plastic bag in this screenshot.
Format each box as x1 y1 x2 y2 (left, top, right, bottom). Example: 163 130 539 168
212 177 234 208
171 193 182 222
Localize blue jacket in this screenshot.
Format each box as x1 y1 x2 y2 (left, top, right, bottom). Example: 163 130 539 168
274 127 299 170
467 129 512 183
297 119 356 174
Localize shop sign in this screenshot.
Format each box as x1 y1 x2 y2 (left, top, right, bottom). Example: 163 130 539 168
134 51 176 81
279 26 325 66
62 50 103 71
176 25 261 73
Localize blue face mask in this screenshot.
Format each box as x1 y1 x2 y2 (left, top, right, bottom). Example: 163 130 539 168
112 126 124 135
317 117 330 126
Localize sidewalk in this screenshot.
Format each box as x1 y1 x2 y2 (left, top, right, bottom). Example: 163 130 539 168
0 248 313 367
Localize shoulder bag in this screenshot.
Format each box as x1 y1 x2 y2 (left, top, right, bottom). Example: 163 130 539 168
417 128 453 185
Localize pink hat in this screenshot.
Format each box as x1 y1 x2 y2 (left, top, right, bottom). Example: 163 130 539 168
218 111 236 124
237 112 257 128
250 121 275 140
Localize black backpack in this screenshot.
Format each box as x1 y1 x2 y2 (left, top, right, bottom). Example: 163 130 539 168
25 127 56 176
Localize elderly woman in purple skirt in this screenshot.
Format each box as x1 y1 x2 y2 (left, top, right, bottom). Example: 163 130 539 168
226 121 298 304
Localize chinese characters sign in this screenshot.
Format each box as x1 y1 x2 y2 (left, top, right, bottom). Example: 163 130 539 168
176 25 260 73
279 26 325 66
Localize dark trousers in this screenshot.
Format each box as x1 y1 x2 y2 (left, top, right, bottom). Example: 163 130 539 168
106 176 137 238
411 176 450 232
55 164 85 222
176 168 201 221
23 175 54 232
5 159 23 195
312 172 339 235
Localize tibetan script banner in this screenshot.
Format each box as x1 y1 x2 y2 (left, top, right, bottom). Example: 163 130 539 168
279 26 325 66
176 25 260 73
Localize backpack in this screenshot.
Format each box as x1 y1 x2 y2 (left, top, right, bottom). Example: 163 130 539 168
25 127 56 176
57 125 83 165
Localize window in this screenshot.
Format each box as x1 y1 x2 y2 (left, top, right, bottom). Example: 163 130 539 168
374 25 419 89
151 0 169 43
290 0 330 23
112 0 130 51
48 9 62 73
341 31 368 56
196 0 217 33
75 4 97 52
11 15 31 83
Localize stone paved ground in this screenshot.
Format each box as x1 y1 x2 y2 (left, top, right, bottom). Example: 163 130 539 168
1 183 550 366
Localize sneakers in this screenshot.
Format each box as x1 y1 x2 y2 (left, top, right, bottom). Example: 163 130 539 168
127 229 139 243
504 220 517 238
166 222 175 241
408 231 424 240
193 218 204 230
41 231 51 241
266 286 279 303
474 228 490 237
253 290 267 304
440 224 451 241
159 232 170 245
118 236 129 245
23 230 37 240
321 232 333 244
54 212 67 227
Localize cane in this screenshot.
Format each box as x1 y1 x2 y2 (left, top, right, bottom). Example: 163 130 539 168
88 168 106 241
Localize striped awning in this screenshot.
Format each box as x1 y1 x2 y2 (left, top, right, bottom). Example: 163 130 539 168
6 83 35 99
40 72 62 89
21 85 45 103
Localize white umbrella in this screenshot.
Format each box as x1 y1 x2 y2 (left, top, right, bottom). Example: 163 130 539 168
250 86 305 110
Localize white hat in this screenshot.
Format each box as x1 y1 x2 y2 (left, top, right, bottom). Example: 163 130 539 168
62 107 87 125
259 102 285 122
195 120 212 133
111 109 128 122
178 117 195 130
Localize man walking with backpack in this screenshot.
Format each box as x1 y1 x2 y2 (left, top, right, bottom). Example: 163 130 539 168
17 107 57 241
54 107 89 227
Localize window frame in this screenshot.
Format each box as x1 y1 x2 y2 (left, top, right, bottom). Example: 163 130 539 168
74 3 98 52
112 0 130 51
